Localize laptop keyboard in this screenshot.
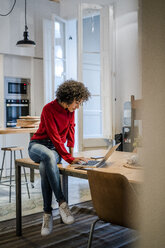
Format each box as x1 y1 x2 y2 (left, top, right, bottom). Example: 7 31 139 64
84 160 98 166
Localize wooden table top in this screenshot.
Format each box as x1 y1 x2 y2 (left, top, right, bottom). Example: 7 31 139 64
0 127 38 134
15 150 143 184
66 150 143 184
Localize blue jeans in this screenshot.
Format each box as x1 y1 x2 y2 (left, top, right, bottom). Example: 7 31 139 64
28 139 65 213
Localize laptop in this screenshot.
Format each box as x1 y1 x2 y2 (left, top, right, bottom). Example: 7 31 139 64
71 143 120 169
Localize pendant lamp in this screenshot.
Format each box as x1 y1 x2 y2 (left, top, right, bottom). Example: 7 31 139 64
16 0 36 47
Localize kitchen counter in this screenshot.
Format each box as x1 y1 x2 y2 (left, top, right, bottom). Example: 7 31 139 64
0 127 38 134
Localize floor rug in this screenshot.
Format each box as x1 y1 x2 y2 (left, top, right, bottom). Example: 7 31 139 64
0 201 139 248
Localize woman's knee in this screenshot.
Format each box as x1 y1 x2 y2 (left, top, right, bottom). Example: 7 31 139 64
28 143 43 163
42 150 56 164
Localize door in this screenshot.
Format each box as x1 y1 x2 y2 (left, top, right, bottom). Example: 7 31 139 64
78 3 115 151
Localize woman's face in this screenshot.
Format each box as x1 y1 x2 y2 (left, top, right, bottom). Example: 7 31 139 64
67 100 82 112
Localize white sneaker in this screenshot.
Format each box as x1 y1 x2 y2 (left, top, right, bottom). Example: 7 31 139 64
59 202 75 224
41 213 53 236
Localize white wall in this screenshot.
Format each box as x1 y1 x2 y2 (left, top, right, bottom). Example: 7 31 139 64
140 0 165 246
31 58 44 116
0 0 60 57
115 0 141 133
4 55 32 77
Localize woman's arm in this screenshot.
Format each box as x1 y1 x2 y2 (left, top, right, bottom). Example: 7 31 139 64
69 147 74 157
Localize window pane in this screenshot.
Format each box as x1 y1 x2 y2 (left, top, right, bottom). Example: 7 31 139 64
55 45 63 59
83 112 102 138
55 59 65 77
83 68 100 95
55 22 61 38
55 21 65 56
83 96 101 111
83 15 100 53
54 19 66 93
82 11 102 138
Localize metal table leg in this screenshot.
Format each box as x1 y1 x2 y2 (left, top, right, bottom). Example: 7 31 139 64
29 133 35 185
61 174 68 203
15 163 22 236
30 168 34 183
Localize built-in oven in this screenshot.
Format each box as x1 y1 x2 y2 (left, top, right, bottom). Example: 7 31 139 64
4 77 30 127
6 99 29 127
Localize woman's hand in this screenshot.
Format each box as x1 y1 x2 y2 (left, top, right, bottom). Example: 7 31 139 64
71 157 89 164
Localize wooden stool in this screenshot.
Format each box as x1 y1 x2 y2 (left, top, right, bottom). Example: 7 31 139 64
0 146 30 203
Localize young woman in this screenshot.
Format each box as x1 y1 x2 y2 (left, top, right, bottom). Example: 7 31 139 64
28 80 91 236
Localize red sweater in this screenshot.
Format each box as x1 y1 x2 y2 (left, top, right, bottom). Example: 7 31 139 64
31 100 75 164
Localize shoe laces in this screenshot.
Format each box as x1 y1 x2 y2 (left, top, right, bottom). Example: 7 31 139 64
61 204 72 217
43 214 51 228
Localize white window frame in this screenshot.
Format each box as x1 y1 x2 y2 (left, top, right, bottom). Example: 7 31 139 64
77 3 116 151
53 15 68 95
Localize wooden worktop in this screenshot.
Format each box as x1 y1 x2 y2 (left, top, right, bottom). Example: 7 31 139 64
0 127 38 134
15 150 143 184
67 150 143 184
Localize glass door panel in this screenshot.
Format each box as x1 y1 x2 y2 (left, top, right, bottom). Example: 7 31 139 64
82 8 102 139
54 18 66 92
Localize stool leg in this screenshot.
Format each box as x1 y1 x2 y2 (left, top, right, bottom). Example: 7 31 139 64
20 150 30 199
0 150 6 182
9 151 13 203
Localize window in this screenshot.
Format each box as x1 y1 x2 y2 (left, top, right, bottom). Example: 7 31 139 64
83 14 102 139
78 4 115 150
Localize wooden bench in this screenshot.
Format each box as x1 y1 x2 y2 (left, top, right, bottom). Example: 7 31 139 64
15 157 88 236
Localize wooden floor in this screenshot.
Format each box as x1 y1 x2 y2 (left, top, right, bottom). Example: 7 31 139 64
0 201 139 248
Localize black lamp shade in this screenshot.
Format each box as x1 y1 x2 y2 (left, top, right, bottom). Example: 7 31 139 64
16 0 36 47
16 30 36 47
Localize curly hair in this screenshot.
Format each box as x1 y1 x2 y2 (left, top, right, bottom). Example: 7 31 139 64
56 80 91 105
